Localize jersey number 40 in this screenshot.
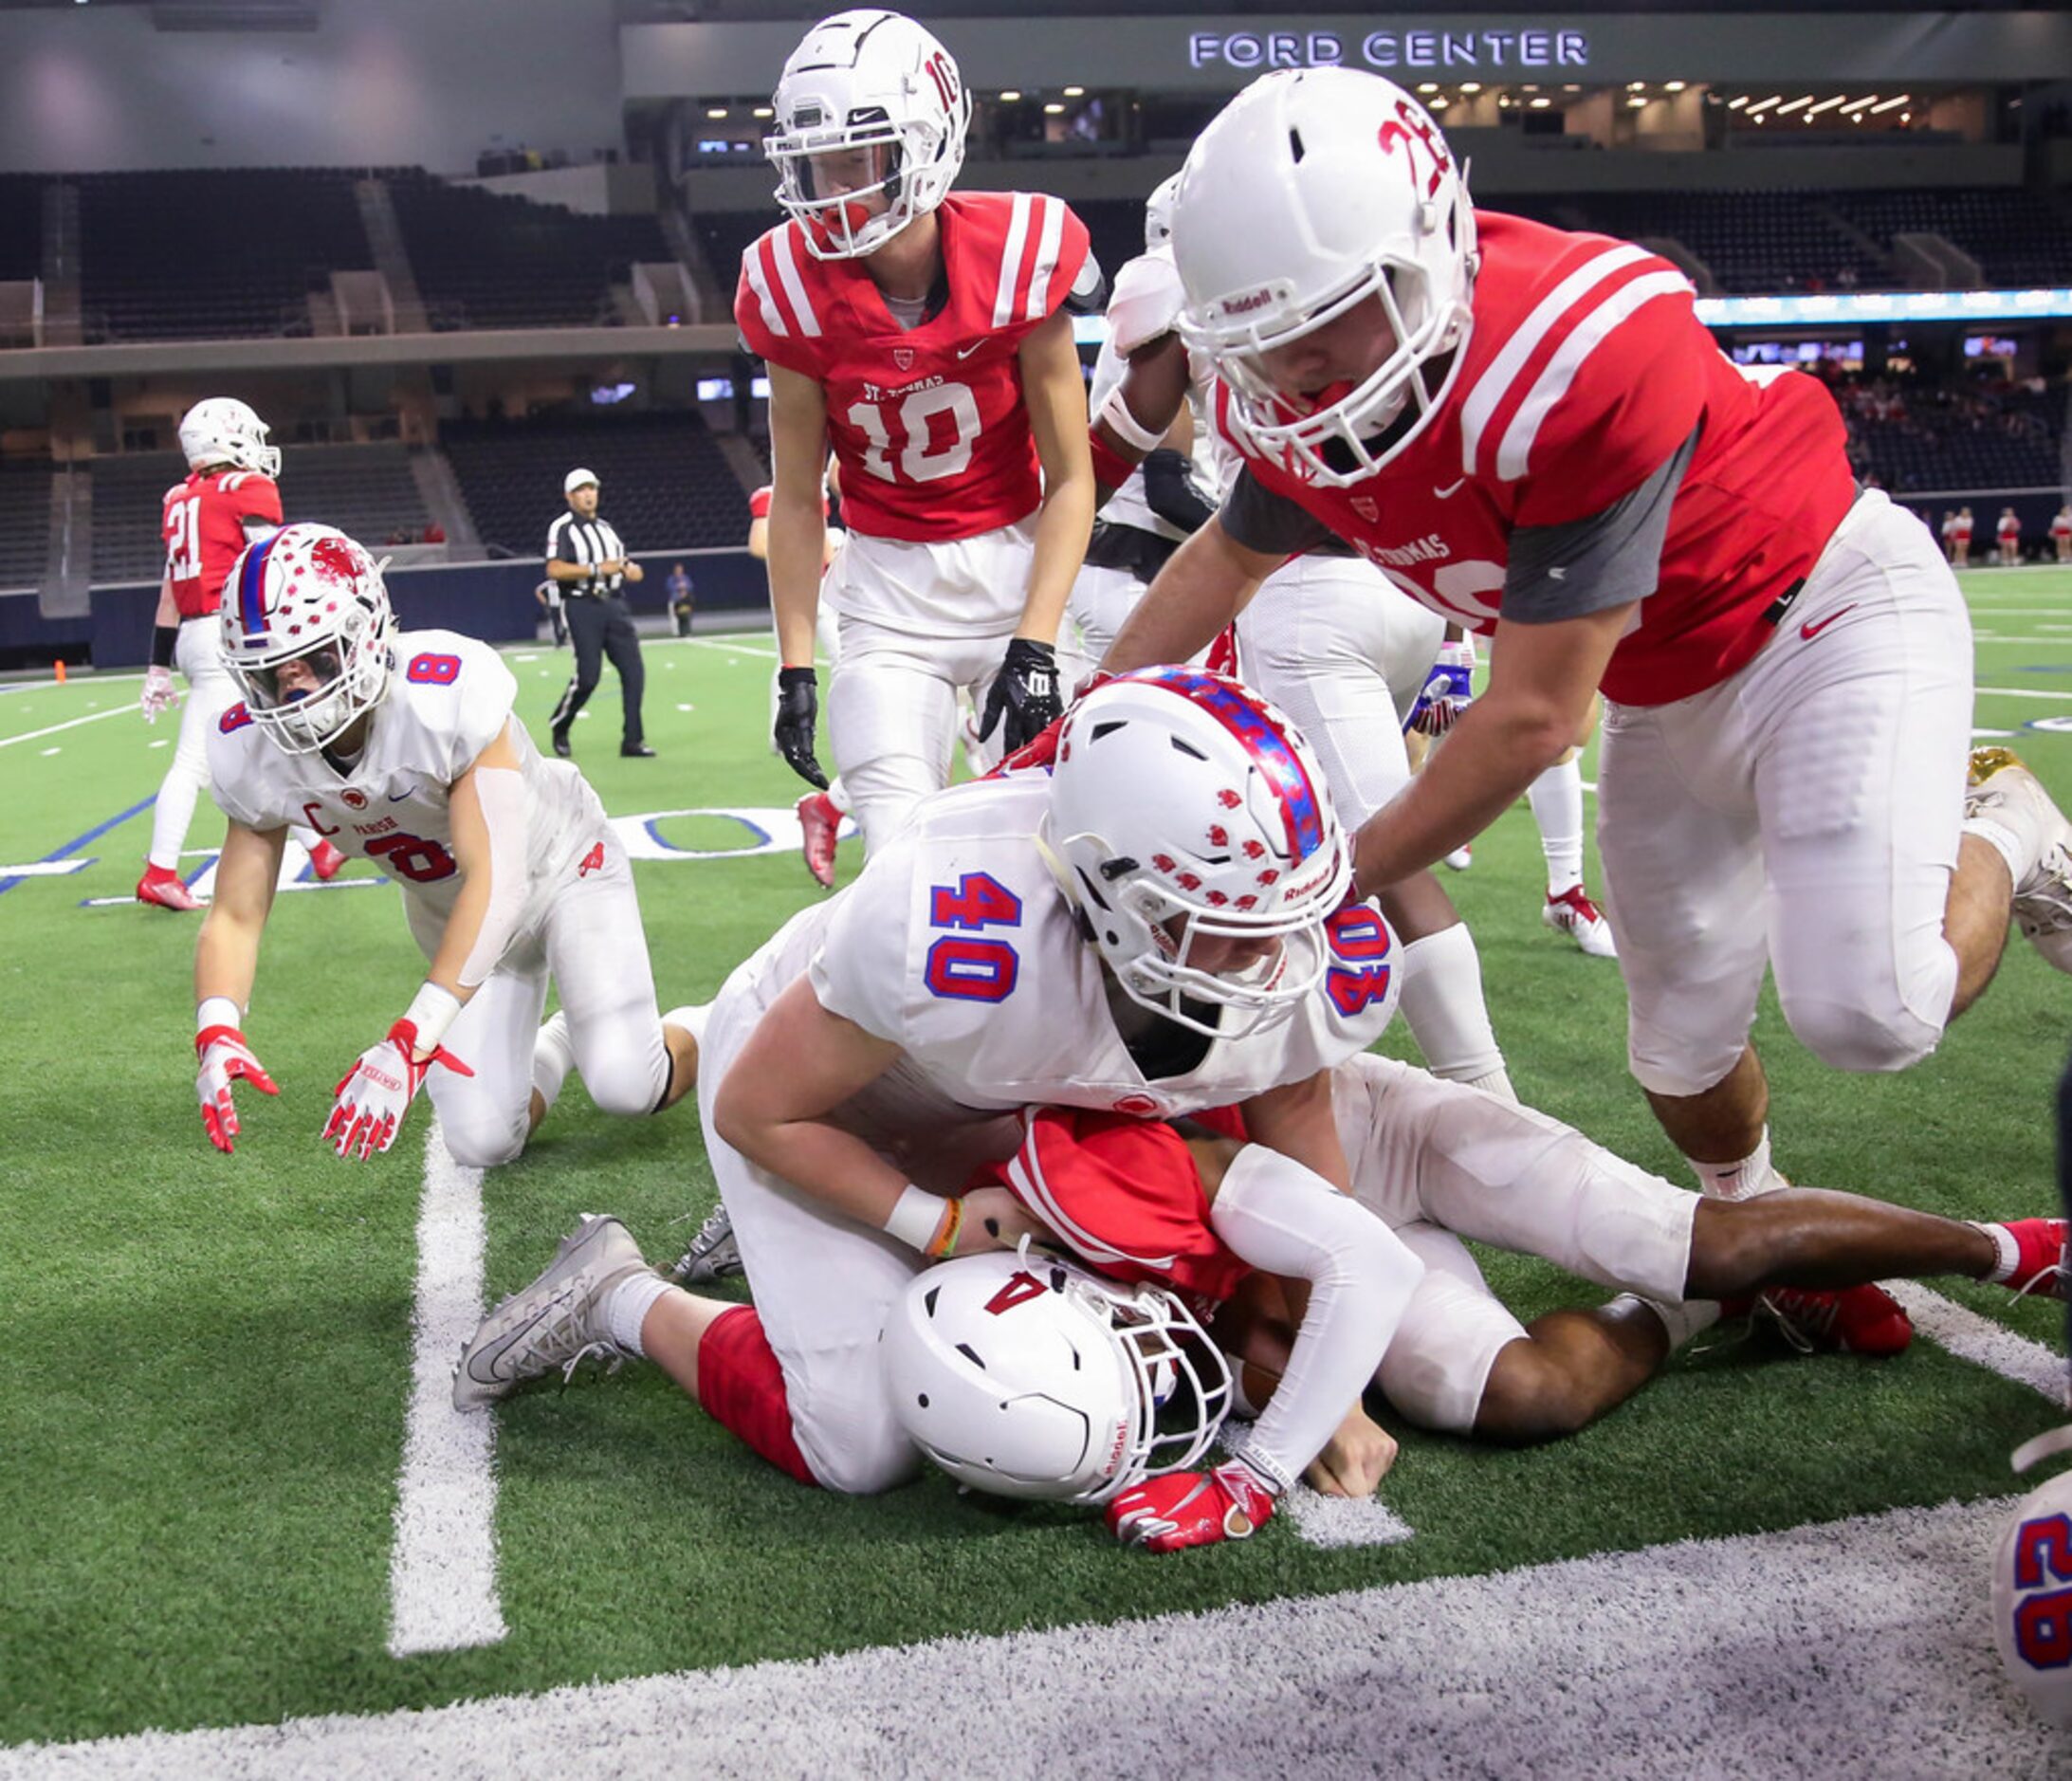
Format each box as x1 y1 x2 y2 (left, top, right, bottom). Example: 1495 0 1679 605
925 871 1021 1003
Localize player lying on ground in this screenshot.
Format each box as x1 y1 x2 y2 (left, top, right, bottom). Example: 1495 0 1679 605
191 523 704 1165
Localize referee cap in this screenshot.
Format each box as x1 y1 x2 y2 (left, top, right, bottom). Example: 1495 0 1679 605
564 468 600 495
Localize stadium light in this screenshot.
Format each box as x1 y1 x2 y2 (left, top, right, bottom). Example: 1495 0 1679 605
1626 95 1647 109
1429 96 1449 110
1841 96 1879 115
1458 83 1481 94
1745 95 1783 115
1776 96 1814 115
999 89 1021 101
1043 102 1066 115
1417 83 1439 94
1063 85 1085 98
1806 96 1846 118
1870 95 1911 114
1665 81 1687 93
1727 95 1750 110
1531 97 1552 109
706 107 727 119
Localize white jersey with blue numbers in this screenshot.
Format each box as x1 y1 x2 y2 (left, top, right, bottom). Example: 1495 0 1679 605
206 629 607 947
724 772 1400 1133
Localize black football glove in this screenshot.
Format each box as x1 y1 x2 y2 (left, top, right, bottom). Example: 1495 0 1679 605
774 666 829 790
978 638 1063 755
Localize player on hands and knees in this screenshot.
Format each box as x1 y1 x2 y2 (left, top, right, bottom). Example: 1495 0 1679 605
139 397 343 909
193 524 705 1165
1101 68 2072 1355
455 670 1424 1533
743 9 1096 857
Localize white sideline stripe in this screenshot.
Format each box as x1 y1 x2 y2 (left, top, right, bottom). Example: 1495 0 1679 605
671 636 778 660
0 859 91 878
1889 1281 2069 1405
1977 686 2072 701
386 1120 507 1657
0 706 131 748
2 1496 2056 1778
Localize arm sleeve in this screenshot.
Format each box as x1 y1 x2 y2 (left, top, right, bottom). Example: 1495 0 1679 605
1140 449 1216 536
1208 1146 1424 1493
1217 468 1336 558
1501 423 1700 624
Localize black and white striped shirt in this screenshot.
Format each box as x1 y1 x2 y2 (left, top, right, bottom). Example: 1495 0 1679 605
546 511 627 597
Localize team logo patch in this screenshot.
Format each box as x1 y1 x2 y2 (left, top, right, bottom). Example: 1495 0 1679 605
1351 497 1380 522
1111 1093 1164 1118
341 789 369 811
893 346 915 372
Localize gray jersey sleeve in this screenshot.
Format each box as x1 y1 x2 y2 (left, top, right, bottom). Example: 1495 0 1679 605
1501 424 1701 624
1218 468 1337 559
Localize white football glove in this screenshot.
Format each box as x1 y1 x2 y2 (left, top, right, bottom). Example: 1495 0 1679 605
324 1018 472 1161
140 666 178 725
196 1023 279 1155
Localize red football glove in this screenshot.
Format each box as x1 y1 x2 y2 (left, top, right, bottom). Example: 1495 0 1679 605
324 1019 472 1161
196 1024 279 1155
1107 1460 1277 1553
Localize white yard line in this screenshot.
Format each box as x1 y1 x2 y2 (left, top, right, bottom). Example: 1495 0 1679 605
1976 686 2072 701
669 636 779 660
0 706 132 749
1889 1281 2069 1405
1 1495 2055 1779
386 1120 507 1658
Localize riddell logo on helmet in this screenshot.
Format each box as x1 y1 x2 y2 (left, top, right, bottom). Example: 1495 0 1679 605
1280 850 1341 905
1220 288 1278 318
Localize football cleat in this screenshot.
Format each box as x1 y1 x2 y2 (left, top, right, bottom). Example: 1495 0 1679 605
307 838 346 881
137 864 202 911
1543 885 1618 958
1442 844 1473 872
1738 1282 1914 1357
1966 747 2072 973
669 1201 743 1286
451 1214 654 1412
797 790 841 890
1991 1217 2068 1301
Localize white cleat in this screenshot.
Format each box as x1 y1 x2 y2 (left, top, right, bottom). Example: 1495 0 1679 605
451 1214 654 1412
1442 844 1473 872
1543 885 1619 958
1968 748 2072 973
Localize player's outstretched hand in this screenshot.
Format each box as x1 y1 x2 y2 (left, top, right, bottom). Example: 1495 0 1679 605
196 1024 279 1155
141 666 178 725
324 1019 472 1162
1108 1460 1277 1553
1406 641 1476 736
774 666 830 790
978 638 1063 754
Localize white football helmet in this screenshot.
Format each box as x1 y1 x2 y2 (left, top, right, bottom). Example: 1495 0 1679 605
881 1245 1232 1506
764 9 971 260
1046 669 1351 1037
177 396 281 480
1143 173 1182 254
1994 1425 2072 1728
1171 67 1477 487
220 523 394 755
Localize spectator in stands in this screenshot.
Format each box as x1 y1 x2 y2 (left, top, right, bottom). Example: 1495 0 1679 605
1998 506 2023 567
545 468 651 759
423 522 447 545
2052 505 2072 564
668 561 696 637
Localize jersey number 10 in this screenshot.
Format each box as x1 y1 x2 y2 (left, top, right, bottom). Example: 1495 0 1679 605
846 381 981 486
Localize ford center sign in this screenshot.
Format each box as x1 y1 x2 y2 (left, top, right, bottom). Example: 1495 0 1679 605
1188 28 1590 71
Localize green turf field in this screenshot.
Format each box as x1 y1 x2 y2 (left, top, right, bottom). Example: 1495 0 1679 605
1 576 2068 1752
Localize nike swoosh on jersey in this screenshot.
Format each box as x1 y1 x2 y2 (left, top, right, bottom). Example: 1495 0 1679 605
387 785 414 802
1433 479 1468 499
1800 604 1858 641
956 341 984 359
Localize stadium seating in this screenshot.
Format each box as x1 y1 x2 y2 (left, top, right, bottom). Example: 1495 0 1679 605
76 170 379 342
1824 187 2072 289
0 462 52 591
1836 374 2066 492
441 412 751 555
0 175 46 283
389 174 670 331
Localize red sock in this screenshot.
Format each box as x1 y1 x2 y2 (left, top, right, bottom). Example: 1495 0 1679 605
697 1305 817 1486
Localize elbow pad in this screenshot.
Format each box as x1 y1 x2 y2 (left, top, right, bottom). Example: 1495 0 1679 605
456 765 532 989
1208 1145 1424 1493
1140 449 1216 536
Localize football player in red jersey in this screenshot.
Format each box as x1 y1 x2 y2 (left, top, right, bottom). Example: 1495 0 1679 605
738 9 1096 856
138 397 342 909
1104 70 2072 1359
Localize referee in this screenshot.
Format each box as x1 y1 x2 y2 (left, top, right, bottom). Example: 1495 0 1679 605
546 468 652 758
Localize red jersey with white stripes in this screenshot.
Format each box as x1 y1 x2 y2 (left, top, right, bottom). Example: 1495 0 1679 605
161 468 284 620
735 191 1091 543
1227 213 1860 707
968 1107 1253 1317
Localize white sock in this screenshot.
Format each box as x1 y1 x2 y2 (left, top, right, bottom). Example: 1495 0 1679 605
1620 1294 1722 1351
662 1003 709 1049
1462 1065 1519 1104
605 1272 672 1357
1971 1220 2020 1285
1528 756 1586 897
531 1012 575 1111
1687 1128 1779 1201
1397 925 1507 1088
1963 812 2031 890
827 776 851 816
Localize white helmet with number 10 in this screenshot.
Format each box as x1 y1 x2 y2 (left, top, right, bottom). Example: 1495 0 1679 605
764 9 971 260
1171 67 1477 487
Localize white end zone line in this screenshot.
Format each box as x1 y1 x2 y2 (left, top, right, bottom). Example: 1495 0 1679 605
3 1494 2057 1778
1888 1281 2069 1405
0 706 133 749
386 1119 507 1657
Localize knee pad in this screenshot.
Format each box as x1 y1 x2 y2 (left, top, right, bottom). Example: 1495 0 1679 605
1781 990 1942 1075
575 1028 670 1118
440 1110 528 1170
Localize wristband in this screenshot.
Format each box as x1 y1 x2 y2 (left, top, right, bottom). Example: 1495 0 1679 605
196 996 243 1041
885 1184 953 1254
401 982 464 1054
1088 431 1136 492
152 625 180 670
1097 387 1167 456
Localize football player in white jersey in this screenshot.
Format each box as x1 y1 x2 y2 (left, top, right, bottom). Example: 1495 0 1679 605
455 670 1424 1525
191 523 704 1166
